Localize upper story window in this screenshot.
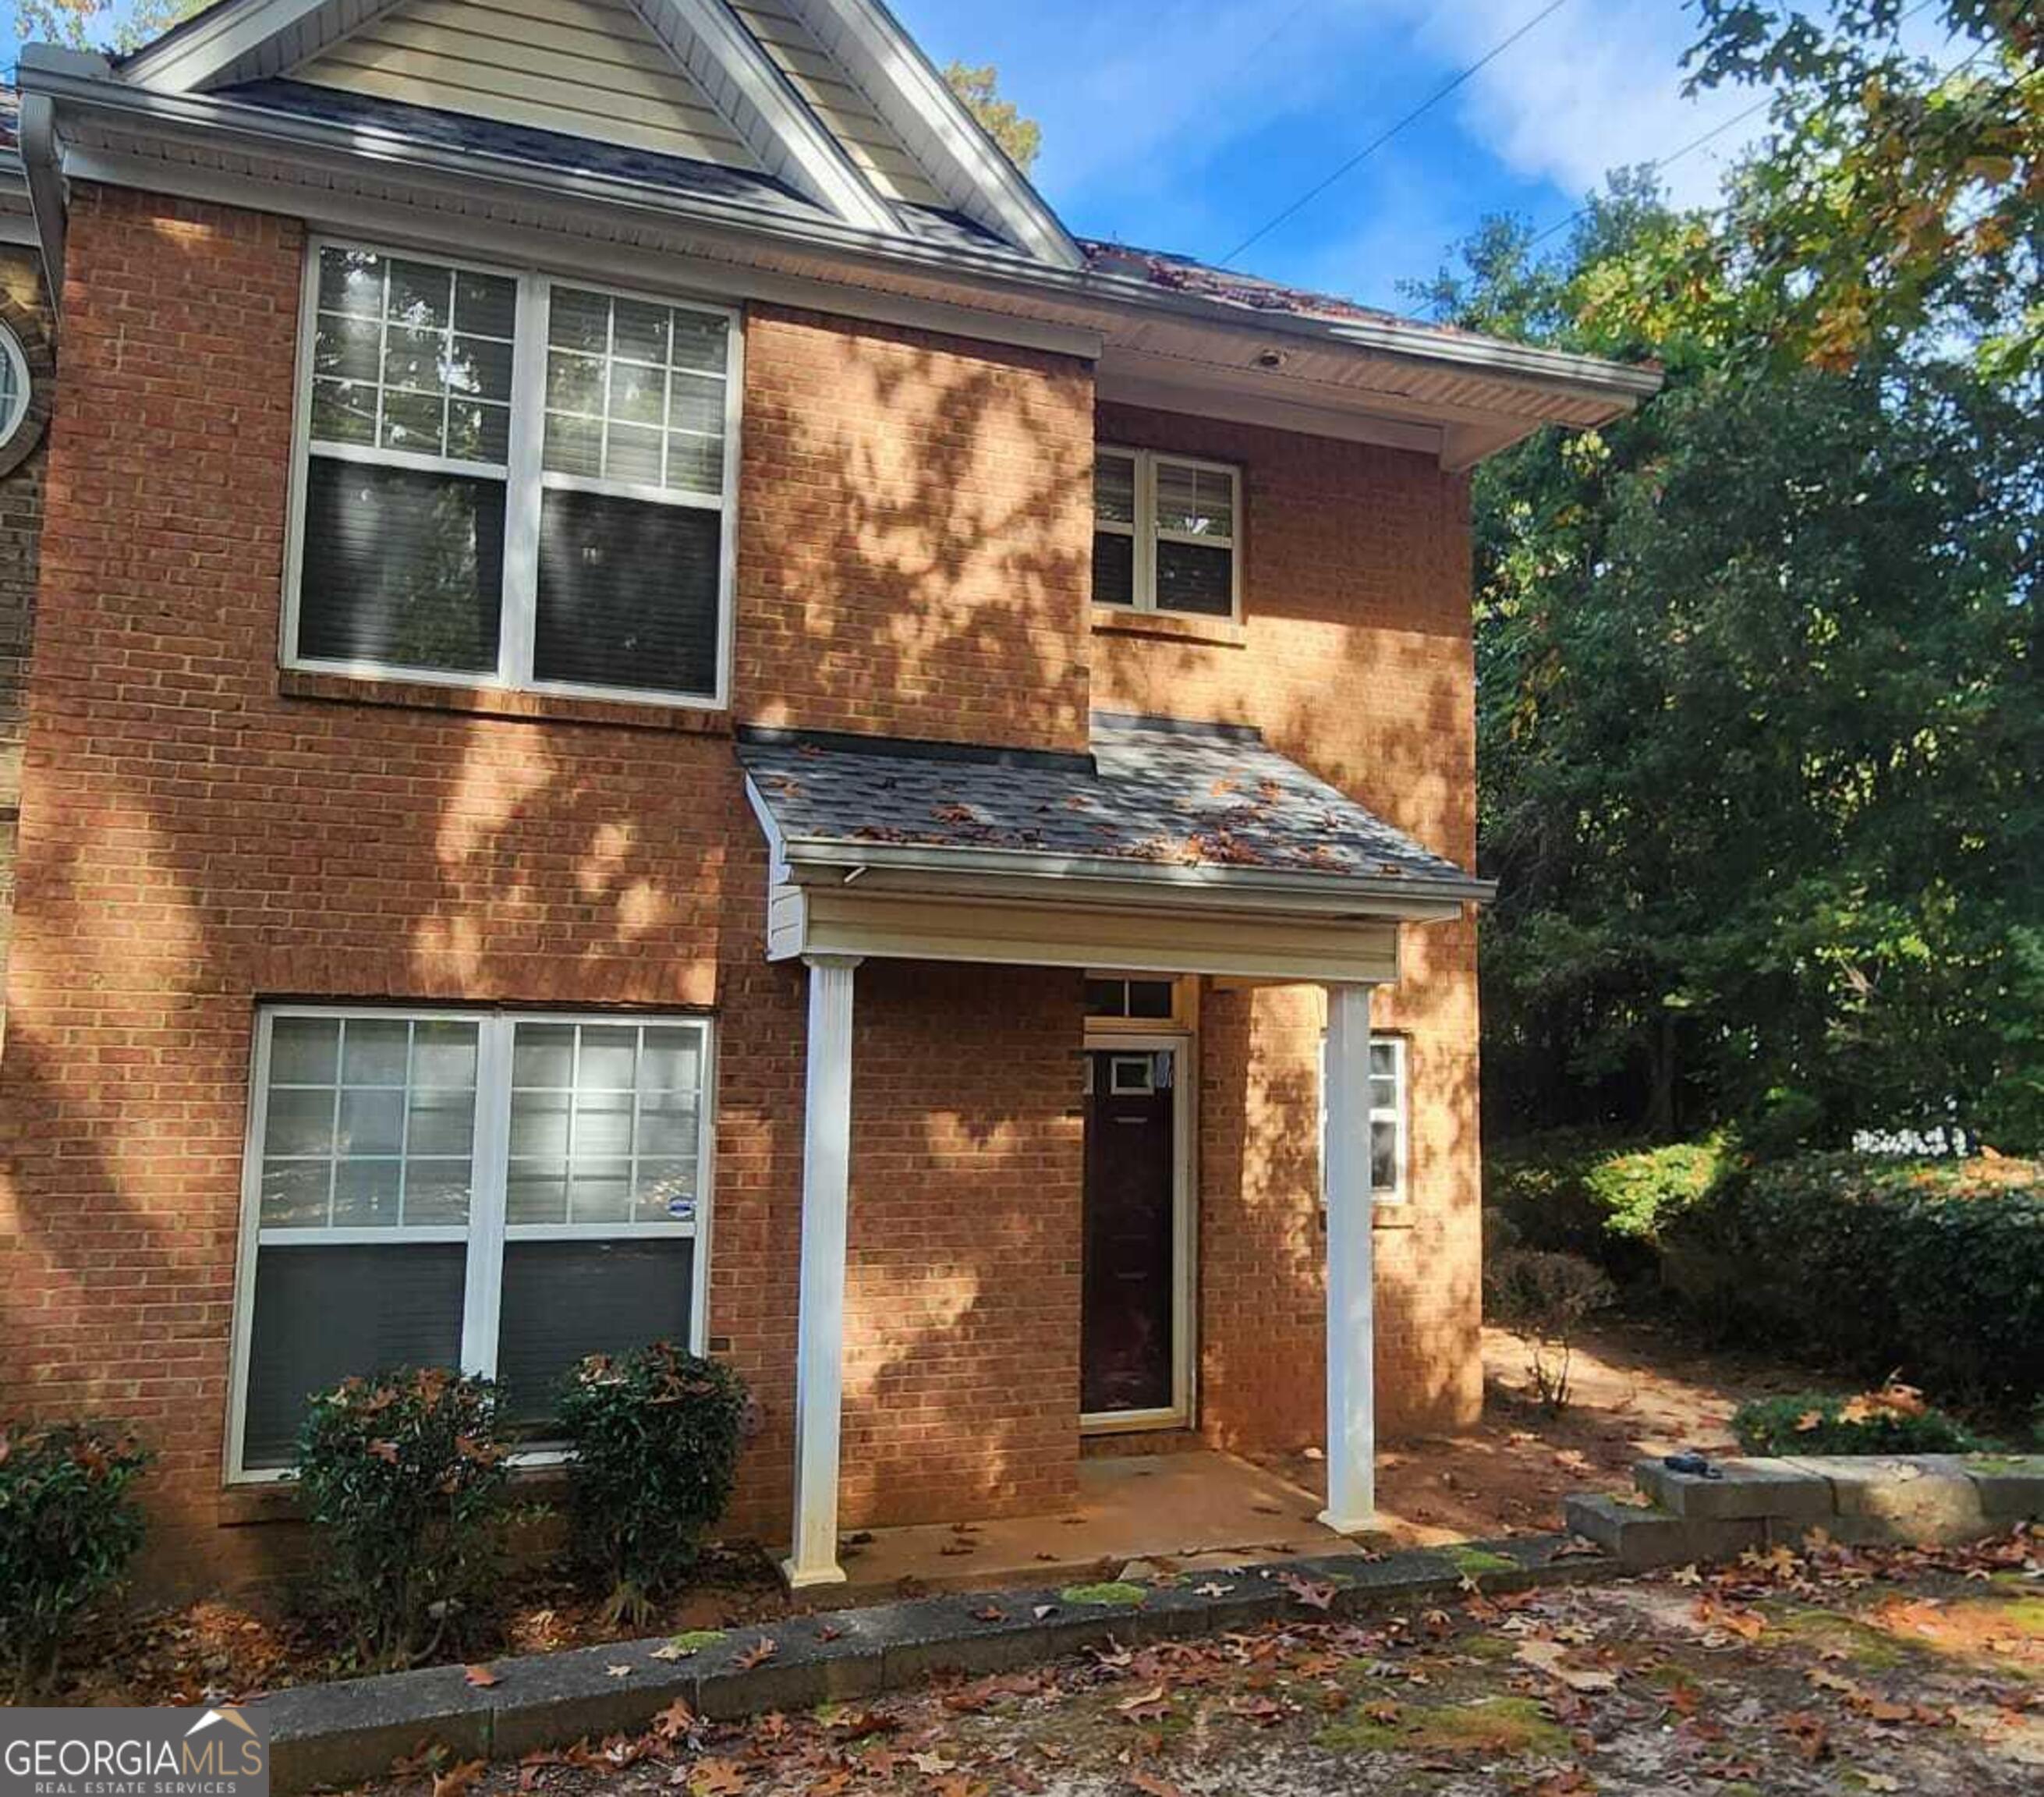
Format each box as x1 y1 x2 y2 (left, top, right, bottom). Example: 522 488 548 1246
288 241 739 707
1092 446 1240 621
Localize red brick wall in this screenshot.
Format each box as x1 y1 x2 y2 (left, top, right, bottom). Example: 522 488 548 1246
734 306 1093 752
0 187 1483 1596
1089 403 1485 1443
0 187 1093 1588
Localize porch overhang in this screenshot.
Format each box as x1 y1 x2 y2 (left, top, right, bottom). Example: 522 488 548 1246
739 713 1490 986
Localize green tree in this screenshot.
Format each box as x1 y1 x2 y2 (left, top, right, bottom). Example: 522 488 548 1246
942 61 1042 175
1596 2 2042 377
16 0 211 53
1419 181 2040 1153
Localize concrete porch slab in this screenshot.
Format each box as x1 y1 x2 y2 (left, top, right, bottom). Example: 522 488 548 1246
834 1450 1371 1595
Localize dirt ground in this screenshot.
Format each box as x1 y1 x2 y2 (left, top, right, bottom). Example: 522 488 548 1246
55 1319 1847 1707
389 1529 2044 1797
1260 1318 1805 1547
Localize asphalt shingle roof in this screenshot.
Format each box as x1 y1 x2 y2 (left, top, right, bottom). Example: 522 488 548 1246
739 714 1486 893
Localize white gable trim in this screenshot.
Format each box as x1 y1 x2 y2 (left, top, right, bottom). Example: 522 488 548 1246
629 0 894 231
781 0 1082 268
119 0 899 232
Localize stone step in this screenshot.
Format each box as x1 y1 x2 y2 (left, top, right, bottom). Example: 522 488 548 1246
1561 1494 1765 1571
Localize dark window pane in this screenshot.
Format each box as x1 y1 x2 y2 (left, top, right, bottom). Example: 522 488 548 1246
1093 531 1135 605
534 490 721 696
1372 1119 1398 1194
496 1239 695 1430
1083 978 1125 1017
1126 980 1174 1019
243 1243 466 1469
1156 539 1234 616
298 459 505 672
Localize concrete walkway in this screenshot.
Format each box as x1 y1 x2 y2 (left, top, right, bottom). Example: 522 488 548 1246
836 1450 1366 1594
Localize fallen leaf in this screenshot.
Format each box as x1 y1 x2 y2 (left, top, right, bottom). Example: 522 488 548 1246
687 1758 748 1796
907 1752 955 1775
1514 1639 1618 1692
734 1639 778 1671
972 1605 1008 1623
462 1664 500 1688
1117 1685 1173 1724
605 1664 632 1680
1125 1774 1191 1797
433 1761 484 1797
651 1698 695 1742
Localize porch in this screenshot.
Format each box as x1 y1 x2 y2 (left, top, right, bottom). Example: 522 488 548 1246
833 1448 1370 1597
739 713 1494 1590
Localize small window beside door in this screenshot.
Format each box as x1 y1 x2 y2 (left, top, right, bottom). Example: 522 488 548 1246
1319 1033 1408 1203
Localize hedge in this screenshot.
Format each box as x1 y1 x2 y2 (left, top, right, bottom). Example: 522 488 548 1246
1486 1130 1730 1281
1661 1153 2042 1408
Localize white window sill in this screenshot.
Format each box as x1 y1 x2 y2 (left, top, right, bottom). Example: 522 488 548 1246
278 667 733 735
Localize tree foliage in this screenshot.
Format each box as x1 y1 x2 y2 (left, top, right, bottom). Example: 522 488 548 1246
941 61 1042 175
1419 168 2039 1154
1593 2 2042 377
16 0 211 54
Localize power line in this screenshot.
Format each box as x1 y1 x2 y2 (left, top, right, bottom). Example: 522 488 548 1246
1219 0 1573 267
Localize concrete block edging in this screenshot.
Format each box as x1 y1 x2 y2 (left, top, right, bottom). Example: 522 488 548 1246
260 1535 1607 1792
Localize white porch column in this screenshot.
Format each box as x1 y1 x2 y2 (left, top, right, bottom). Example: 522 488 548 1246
1320 981 1377 1533
783 952 861 1589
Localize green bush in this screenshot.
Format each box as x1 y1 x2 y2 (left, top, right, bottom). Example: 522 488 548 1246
1734 1390 1982 1456
1663 1154 2042 1407
556 1343 746 1622
292 1367 511 1669
0 1420 153 1700
1487 1130 1729 1281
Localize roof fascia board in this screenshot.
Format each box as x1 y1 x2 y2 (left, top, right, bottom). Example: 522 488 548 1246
629 0 897 231
778 836 1493 913
120 0 359 92
22 66 1656 428
784 0 1082 269
56 138 1103 360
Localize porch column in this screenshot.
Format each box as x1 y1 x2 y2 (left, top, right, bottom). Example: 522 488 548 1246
1320 981 1377 1533
783 952 861 1589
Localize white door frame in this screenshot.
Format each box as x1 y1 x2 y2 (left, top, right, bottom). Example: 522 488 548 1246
1079 1030 1196 1434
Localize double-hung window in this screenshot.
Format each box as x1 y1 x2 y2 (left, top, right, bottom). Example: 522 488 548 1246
1093 446 1240 619
291 241 739 705
231 1008 713 1480
1318 1033 1408 1204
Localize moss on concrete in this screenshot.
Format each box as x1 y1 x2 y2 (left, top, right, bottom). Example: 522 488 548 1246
661 1629 728 1654
1447 1547 1519 1577
1315 1696 1571 1757
1059 1582 1147 1607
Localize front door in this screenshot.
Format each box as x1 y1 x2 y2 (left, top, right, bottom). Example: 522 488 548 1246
1081 1040 1187 1426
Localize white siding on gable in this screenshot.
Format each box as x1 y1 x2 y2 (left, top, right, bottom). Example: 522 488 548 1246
292 0 763 170
728 0 944 208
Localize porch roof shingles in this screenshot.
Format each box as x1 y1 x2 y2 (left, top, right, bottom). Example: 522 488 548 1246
739 713 1490 896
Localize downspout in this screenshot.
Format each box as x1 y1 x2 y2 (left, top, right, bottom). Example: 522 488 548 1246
19 93 65 335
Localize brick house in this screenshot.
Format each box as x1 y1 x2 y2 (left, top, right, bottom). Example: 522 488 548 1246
0 0 1656 1593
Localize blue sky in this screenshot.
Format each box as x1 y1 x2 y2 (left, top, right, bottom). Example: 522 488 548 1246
3 2 1947 314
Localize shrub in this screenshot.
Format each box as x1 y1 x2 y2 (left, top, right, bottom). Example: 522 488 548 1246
556 1343 746 1623
1734 1386 1982 1456
1484 1248 1616 1412
1486 1131 1729 1283
0 1420 153 1700
292 1367 511 1669
1662 1153 2042 1407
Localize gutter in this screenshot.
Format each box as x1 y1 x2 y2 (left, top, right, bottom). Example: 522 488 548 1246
19 92 65 327
776 831 1498 911
14 53 1662 416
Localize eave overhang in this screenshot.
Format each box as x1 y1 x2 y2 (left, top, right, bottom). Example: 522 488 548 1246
16 48 1662 466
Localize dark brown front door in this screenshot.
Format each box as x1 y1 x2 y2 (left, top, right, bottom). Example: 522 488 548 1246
1082 1047 1178 1418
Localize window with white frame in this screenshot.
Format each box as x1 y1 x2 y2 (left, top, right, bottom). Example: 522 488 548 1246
1093 446 1240 618
233 1008 712 1476
1318 1033 1408 1203
291 242 738 704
